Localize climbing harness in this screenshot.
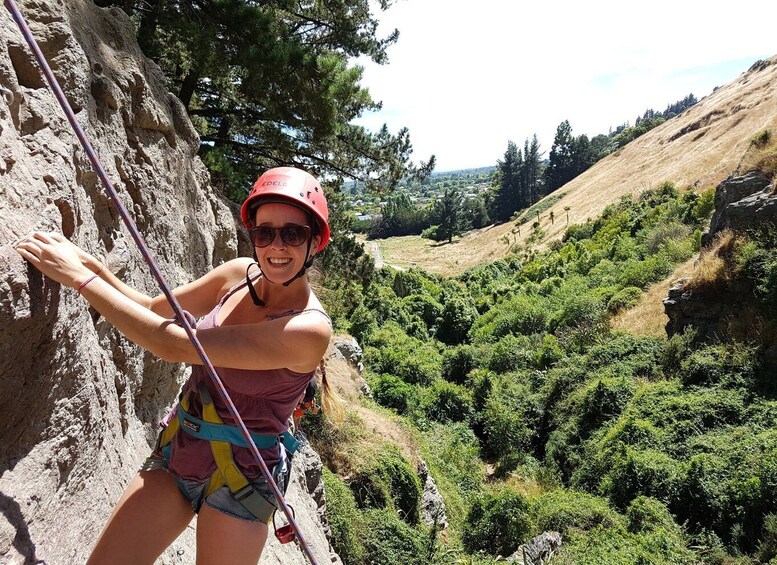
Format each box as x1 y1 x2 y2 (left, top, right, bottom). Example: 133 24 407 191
157 384 299 524
4 0 317 561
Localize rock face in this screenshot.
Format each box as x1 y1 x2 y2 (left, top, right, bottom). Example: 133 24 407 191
417 461 448 530
702 170 775 245
332 335 364 374
0 1 338 563
505 531 562 564
665 171 776 340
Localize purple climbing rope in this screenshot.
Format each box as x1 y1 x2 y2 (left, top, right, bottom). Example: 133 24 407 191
3 1 317 562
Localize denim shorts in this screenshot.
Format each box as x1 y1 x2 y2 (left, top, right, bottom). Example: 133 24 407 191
141 447 289 523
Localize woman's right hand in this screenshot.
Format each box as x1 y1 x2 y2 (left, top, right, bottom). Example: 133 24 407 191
14 232 94 289
47 233 103 273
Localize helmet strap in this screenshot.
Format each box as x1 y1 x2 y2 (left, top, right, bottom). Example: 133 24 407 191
245 262 265 307
282 238 315 287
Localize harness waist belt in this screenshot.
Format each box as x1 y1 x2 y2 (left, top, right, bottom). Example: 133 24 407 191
177 405 299 455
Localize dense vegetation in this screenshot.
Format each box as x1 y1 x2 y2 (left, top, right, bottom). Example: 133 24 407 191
310 181 777 564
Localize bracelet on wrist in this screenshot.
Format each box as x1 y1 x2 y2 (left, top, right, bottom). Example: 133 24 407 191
77 274 99 294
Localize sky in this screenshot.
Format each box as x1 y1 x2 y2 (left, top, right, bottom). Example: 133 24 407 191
351 0 777 173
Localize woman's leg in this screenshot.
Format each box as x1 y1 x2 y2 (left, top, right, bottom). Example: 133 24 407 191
87 470 195 565
195 503 269 565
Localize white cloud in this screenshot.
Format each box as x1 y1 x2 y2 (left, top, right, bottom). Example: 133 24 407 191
352 0 777 171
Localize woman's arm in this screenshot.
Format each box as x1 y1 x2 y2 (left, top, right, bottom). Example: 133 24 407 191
15 232 329 372
40 233 249 318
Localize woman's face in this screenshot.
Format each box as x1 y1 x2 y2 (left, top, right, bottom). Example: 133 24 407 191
252 202 320 284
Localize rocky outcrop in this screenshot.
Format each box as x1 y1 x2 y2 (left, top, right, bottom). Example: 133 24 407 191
417 462 447 530
332 335 364 375
505 531 562 564
665 171 777 341
663 275 755 340
0 1 337 563
702 170 775 245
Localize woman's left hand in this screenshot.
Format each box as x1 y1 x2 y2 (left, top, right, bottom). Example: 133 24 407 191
14 232 93 289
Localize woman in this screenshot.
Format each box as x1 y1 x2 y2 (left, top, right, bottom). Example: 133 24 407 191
14 167 338 564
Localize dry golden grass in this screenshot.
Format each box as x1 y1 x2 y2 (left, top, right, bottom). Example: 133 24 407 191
738 128 777 181
363 227 517 276
314 339 422 472
364 56 777 278
611 257 697 337
685 230 747 291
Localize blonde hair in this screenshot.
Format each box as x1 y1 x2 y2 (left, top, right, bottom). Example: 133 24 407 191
318 361 344 424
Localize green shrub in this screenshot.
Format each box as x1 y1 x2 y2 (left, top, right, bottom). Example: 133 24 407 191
617 253 675 289
564 220 597 242
751 129 772 148
437 285 479 345
462 489 533 556
371 373 417 414
360 508 427 565
532 489 621 535
549 291 607 332
643 221 692 254
420 224 440 241
536 333 564 368
579 377 636 431
350 303 378 345
470 294 549 342
422 380 473 423
441 344 479 384
392 269 427 298
365 322 442 386
401 294 443 330
587 332 665 380
689 188 716 224
350 445 423 525
554 521 692 565
478 377 538 467
757 513 777 563
417 423 483 535
601 447 684 509
626 496 680 535
607 286 642 314
322 468 365 564
488 334 534 372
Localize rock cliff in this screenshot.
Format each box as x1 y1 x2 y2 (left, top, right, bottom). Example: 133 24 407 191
0 0 338 562
664 171 776 342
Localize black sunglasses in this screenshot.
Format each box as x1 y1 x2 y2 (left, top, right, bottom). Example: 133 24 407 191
249 223 311 248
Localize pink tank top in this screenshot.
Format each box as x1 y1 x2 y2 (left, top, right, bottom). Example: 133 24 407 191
166 276 328 481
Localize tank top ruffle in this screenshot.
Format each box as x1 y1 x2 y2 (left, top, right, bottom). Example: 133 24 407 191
166 275 326 481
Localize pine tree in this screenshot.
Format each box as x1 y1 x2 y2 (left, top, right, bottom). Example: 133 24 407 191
96 0 434 199
436 187 464 243
544 120 575 192
493 141 522 222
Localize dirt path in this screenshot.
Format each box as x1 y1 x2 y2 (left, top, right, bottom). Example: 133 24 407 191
371 241 384 269
368 241 405 271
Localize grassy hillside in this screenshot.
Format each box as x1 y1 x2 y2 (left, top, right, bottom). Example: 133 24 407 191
364 56 777 277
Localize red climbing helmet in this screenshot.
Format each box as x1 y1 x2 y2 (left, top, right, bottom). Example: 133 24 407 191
240 167 330 253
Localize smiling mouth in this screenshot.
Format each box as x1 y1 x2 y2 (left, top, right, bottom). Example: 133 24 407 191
268 257 292 266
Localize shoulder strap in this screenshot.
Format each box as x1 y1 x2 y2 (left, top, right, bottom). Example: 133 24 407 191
220 265 262 306
266 308 332 325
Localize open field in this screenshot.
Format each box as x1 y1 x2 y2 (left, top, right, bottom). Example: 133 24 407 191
357 225 517 277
